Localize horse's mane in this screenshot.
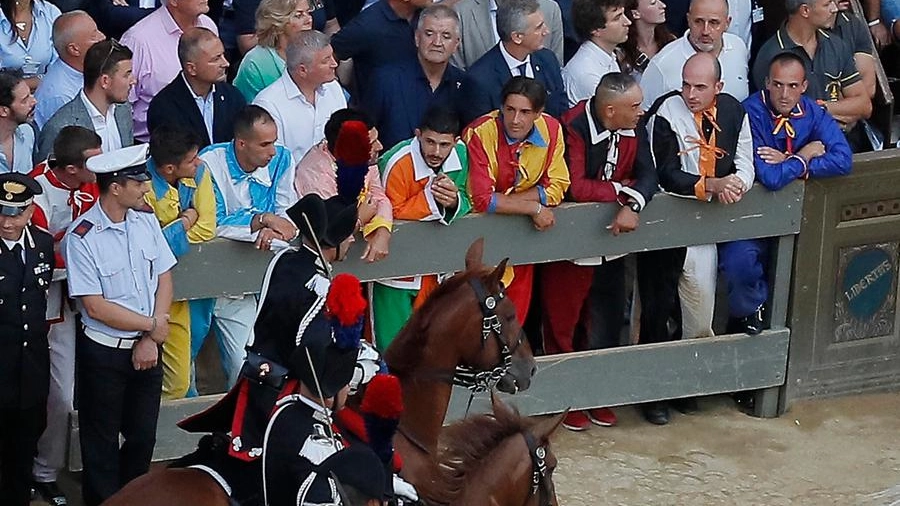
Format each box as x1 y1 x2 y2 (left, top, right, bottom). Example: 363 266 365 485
425 404 531 504
384 267 488 376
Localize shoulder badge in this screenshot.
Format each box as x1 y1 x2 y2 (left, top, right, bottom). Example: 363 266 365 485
72 220 94 238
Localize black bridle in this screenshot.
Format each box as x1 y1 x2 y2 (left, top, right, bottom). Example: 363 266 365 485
522 430 553 506
452 277 527 393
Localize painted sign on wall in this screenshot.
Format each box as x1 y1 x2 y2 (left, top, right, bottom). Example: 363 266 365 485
834 243 898 342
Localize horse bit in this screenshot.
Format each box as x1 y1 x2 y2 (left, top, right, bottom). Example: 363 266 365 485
452 277 525 393
523 430 553 506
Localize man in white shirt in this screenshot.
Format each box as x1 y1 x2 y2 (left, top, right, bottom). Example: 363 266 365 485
253 30 347 162
640 0 749 109
34 10 105 130
562 0 631 107
38 39 136 161
196 105 298 388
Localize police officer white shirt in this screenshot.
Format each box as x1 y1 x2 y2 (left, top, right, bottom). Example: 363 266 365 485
64 204 176 339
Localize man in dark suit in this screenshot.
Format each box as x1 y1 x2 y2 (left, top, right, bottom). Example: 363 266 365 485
458 0 566 126
148 27 246 148
38 39 136 161
0 173 55 506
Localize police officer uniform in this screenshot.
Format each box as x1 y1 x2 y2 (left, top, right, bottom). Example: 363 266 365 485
64 145 177 506
0 173 54 506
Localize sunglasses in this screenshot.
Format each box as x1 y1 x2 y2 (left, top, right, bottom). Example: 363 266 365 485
99 38 127 73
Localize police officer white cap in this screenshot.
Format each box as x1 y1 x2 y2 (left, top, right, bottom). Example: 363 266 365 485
86 144 152 182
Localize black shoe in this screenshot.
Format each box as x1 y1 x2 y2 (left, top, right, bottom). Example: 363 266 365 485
672 396 699 414
642 402 670 425
732 392 755 413
33 481 67 506
729 306 765 335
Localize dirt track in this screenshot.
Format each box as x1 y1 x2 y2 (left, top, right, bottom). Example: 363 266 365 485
551 393 900 505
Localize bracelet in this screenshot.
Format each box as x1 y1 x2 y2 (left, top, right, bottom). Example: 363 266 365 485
149 316 157 333
868 18 881 27
257 213 266 228
535 203 543 215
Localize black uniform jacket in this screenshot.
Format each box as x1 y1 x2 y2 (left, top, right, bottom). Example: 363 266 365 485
0 226 54 409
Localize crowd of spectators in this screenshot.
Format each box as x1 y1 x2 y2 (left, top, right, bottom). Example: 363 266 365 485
0 0 894 501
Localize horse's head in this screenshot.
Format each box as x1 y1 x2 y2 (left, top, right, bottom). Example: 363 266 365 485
428 393 566 506
490 393 566 506
458 238 536 394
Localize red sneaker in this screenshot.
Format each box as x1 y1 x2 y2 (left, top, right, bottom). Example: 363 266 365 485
562 411 591 431
587 407 617 427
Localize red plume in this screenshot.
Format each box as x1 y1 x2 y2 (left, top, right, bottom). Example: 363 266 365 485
334 120 371 166
360 373 403 419
326 274 367 327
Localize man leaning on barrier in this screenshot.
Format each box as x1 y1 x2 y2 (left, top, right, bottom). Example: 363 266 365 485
548 71 657 431
464 76 571 325
640 52 754 425
727 51 851 335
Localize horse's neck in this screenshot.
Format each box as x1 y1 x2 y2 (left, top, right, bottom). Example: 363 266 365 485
398 378 452 452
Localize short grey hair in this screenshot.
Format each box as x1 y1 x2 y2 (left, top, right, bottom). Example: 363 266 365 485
594 72 638 106
496 0 540 42
416 4 460 35
52 10 91 54
785 0 813 15
286 30 331 70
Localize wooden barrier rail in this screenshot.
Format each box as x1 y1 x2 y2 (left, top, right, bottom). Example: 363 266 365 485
68 180 805 471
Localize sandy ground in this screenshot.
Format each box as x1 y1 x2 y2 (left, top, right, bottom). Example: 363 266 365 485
551 393 900 506
38 392 900 505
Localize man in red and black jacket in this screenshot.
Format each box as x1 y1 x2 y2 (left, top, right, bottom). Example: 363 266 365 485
542 72 656 431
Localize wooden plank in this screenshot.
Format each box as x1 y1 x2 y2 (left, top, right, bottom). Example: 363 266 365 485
66 330 789 471
445 329 790 420
171 181 804 300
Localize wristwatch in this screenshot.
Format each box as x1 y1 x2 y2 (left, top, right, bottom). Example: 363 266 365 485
627 200 641 213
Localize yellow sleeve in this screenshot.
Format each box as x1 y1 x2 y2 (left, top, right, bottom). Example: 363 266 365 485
543 123 571 206
186 166 217 243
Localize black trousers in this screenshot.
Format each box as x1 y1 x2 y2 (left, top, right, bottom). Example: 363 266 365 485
77 336 163 506
0 402 47 506
636 247 687 344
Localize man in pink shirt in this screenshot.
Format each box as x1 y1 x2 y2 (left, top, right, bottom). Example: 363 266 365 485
120 0 218 142
295 108 393 263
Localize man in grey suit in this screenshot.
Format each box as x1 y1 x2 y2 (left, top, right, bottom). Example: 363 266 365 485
451 0 564 70
38 39 135 161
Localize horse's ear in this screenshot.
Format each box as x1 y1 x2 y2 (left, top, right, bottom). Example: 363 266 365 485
465 238 485 271
487 258 509 291
490 390 517 422
532 409 569 441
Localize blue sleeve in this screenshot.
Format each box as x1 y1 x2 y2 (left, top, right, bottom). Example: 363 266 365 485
212 178 254 227
160 220 190 257
807 108 853 179
745 107 805 191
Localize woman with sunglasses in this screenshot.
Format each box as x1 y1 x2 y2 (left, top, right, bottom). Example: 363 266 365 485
232 0 314 101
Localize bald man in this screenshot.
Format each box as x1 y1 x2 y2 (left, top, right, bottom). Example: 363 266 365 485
640 0 749 110
637 52 754 425
34 10 106 129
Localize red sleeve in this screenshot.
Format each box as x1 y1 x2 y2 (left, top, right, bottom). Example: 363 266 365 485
563 120 619 203
464 129 496 213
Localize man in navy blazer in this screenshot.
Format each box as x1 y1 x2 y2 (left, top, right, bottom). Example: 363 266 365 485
458 0 566 126
89 0 161 39
148 28 245 148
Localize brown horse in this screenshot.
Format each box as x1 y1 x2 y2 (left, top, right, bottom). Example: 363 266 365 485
385 238 538 486
424 393 567 506
101 239 538 506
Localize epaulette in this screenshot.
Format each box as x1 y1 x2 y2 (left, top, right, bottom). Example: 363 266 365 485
72 220 93 238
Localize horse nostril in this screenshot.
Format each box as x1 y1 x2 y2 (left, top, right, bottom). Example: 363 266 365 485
530 364 537 377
